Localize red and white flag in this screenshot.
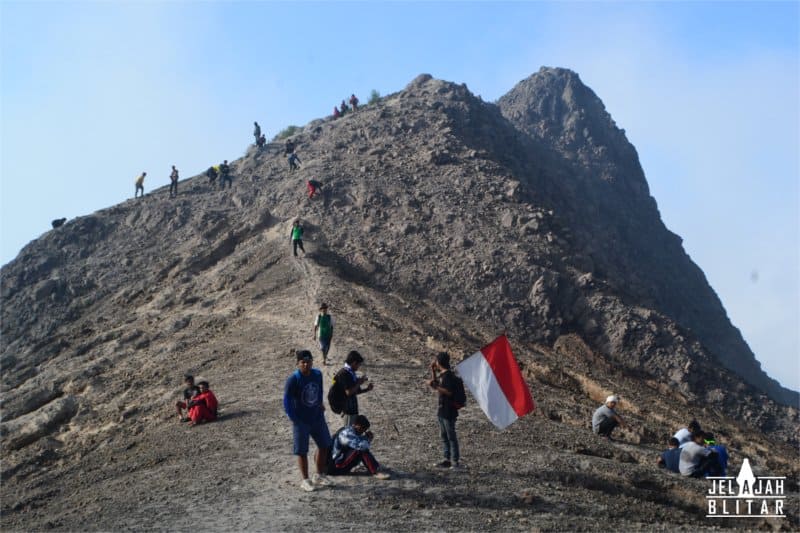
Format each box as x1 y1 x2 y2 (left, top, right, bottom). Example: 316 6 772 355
456 335 535 430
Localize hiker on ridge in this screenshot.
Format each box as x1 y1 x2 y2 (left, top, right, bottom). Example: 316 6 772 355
256 134 266 150
219 160 232 189
327 415 390 479
426 352 462 469
340 99 349 115
134 171 146 198
206 165 218 185
283 350 333 492
592 395 626 440
335 350 374 427
253 121 261 144
288 152 301 171
333 106 341 119
291 219 305 257
349 94 359 111
313 303 334 364
169 165 179 198
285 139 296 155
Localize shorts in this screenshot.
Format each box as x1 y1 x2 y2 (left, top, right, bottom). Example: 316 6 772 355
292 415 332 455
318 336 332 355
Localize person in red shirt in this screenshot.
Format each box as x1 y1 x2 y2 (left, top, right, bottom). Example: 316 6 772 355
188 381 218 425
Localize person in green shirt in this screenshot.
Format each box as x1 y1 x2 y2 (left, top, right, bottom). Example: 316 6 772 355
291 220 305 257
313 303 335 364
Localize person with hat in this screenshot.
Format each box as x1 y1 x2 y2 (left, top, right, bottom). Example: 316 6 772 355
592 395 626 440
313 304 335 364
327 415 390 479
283 350 333 492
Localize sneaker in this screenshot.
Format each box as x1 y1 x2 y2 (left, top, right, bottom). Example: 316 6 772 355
374 471 391 480
300 479 315 492
434 460 452 468
450 462 463 470
312 473 332 486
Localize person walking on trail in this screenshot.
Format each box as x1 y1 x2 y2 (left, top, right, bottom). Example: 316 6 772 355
175 374 198 422
335 350 374 427
169 165 179 198
327 415 390 479
306 179 322 198
291 219 305 257
313 303 334 364
288 152 301 171
349 94 359 111
283 350 333 492
426 352 461 469
592 395 626 440
219 160 232 189
134 172 146 198
253 121 261 144
206 165 218 185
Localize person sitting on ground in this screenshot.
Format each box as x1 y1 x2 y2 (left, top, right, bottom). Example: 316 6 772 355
703 433 729 476
288 152 301 171
592 395 626 440
333 106 341 119
337 350 374 427
327 415 390 479
349 93 359 111
674 419 701 448
679 431 718 478
206 165 218 185
187 380 218 426
306 179 322 198
175 374 198 422
256 134 266 150
656 437 681 473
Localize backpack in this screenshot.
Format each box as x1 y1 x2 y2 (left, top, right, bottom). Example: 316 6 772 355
327 369 347 414
451 375 467 410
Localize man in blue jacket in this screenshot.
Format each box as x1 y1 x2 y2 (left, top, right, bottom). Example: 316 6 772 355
284 350 332 492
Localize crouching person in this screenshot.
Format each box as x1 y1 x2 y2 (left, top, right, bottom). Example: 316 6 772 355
188 381 218 426
328 415 390 480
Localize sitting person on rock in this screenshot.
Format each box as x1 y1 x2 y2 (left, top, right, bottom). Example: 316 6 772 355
656 437 681 473
679 431 718 478
187 380 218 425
673 419 701 448
703 433 729 476
592 395 626 440
327 415 390 480
175 374 198 422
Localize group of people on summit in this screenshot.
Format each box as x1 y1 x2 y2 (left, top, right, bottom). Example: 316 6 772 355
592 396 729 478
333 94 359 119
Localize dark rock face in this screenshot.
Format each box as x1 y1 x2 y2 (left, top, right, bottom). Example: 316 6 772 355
499 67 797 407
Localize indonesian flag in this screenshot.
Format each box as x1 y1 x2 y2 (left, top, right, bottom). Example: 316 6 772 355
456 335 535 429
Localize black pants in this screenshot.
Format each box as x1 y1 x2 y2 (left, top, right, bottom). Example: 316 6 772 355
220 175 232 189
596 418 618 437
170 181 178 197
293 239 305 256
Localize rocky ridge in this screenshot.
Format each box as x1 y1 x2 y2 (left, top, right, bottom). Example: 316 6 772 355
1 68 797 531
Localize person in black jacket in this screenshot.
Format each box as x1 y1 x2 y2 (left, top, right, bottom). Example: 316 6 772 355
426 352 461 469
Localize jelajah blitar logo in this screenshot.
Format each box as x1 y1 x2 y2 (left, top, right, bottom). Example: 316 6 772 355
706 458 786 518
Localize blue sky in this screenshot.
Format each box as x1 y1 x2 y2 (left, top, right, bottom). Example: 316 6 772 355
1 1 797 391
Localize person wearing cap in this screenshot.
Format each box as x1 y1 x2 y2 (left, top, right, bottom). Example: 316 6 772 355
283 350 332 492
313 304 335 364
426 352 461 469
327 415 390 479
673 419 702 448
592 395 626 440
175 374 198 422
